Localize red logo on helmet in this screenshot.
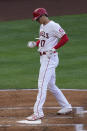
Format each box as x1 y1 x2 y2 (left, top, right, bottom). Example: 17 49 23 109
32 8 48 21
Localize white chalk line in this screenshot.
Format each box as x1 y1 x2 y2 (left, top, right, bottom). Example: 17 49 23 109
0 106 87 118
47 116 73 119
0 123 86 131
83 111 87 114
0 106 84 110
0 116 73 119
0 106 87 115
0 89 87 92
0 123 85 127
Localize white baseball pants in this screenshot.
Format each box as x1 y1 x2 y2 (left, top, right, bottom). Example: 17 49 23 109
34 53 71 117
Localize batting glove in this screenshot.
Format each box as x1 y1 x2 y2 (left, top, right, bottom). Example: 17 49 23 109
27 41 36 48
46 48 56 59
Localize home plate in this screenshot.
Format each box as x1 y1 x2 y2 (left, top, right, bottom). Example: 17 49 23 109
17 119 42 124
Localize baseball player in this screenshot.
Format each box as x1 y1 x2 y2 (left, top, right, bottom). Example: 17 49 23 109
26 8 72 121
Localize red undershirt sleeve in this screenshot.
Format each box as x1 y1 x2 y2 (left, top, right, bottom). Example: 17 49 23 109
54 34 69 49
36 40 40 47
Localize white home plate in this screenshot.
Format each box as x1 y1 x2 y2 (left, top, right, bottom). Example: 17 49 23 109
17 119 42 124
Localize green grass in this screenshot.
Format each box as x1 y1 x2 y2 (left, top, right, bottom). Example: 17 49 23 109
0 14 87 89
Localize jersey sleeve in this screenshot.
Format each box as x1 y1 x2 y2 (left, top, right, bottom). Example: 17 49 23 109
36 40 40 46
53 23 66 38
54 34 69 49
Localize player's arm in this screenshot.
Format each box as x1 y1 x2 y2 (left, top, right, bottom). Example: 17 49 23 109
54 34 69 49
36 40 40 47
27 40 40 48
52 23 69 49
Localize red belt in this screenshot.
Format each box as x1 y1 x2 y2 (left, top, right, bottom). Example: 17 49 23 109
40 51 56 56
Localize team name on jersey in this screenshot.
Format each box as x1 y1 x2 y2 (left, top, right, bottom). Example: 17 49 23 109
40 31 49 39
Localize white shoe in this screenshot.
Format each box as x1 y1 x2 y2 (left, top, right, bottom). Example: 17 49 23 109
57 107 72 115
26 114 44 121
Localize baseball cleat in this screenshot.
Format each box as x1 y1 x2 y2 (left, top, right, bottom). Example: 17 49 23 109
26 114 44 121
57 107 72 115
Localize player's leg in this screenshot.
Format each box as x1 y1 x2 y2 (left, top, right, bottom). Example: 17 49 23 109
33 58 53 118
26 56 54 120
48 68 72 114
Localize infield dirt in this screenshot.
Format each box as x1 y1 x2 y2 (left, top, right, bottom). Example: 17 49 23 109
0 90 87 131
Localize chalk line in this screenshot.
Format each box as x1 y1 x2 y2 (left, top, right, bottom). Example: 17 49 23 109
0 89 87 92
0 116 73 119
0 106 83 110
0 123 85 127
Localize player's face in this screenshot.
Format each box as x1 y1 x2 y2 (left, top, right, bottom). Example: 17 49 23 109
36 15 45 24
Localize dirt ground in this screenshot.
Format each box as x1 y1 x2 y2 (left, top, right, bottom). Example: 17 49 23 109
0 89 87 131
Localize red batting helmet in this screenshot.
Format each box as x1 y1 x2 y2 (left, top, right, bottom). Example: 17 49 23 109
32 8 48 21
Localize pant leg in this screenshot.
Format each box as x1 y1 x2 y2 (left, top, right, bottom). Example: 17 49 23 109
34 58 54 116
48 69 71 108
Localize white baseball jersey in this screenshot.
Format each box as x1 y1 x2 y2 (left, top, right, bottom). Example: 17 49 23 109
38 20 66 52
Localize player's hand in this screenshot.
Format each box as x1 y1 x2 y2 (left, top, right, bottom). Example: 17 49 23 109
27 41 36 48
46 48 56 59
